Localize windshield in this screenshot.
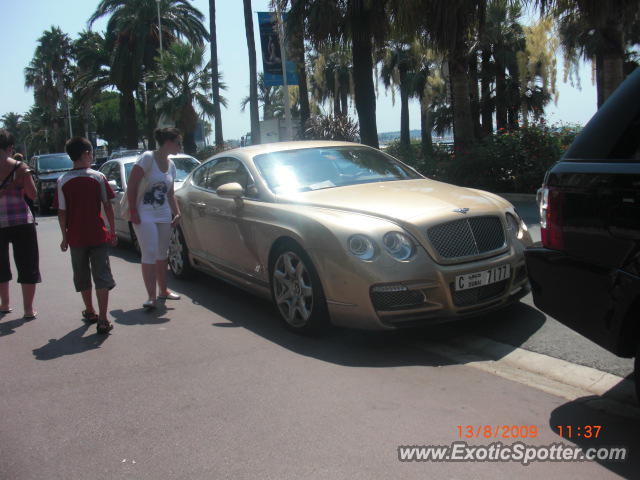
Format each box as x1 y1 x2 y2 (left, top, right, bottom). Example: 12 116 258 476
124 156 199 181
172 156 199 181
254 146 421 194
37 154 73 172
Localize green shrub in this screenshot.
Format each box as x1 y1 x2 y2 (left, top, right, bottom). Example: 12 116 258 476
384 123 580 193
304 114 360 142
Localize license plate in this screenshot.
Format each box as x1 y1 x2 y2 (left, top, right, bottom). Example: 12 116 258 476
455 265 511 291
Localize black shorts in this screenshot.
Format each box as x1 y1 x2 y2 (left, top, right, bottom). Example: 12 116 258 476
69 243 116 292
0 223 41 284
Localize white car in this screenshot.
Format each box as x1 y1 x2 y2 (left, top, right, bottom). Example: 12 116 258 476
99 154 200 251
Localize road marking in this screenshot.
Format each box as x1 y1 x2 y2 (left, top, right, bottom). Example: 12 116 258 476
414 334 639 418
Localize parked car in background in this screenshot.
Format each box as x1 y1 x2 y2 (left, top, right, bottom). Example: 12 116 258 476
29 153 73 213
100 154 200 251
525 68 640 401
108 149 144 160
169 141 532 334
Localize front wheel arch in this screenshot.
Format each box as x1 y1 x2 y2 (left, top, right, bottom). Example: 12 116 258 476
268 238 330 334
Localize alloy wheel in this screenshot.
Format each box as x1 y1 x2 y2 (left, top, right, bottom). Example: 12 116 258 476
168 228 184 276
272 251 314 328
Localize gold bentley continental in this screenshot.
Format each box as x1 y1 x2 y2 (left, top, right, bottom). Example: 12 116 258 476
169 141 532 333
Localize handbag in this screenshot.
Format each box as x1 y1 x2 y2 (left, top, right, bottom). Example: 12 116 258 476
121 157 151 222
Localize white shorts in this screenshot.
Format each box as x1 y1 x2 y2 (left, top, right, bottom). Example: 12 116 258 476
132 222 172 264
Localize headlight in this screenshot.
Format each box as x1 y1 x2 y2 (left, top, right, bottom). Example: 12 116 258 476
348 234 376 260
383 232 415 260
506 212 527 240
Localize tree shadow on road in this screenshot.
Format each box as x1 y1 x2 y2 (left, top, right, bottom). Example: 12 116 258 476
32 324 109 360
0 314 37 337
164 271 547 370
548 386 640 479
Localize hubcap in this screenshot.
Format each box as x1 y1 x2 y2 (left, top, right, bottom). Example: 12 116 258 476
168 228 184 274
273 251 313 327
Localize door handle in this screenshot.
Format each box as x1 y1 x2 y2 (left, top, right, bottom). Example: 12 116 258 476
190 201 206 208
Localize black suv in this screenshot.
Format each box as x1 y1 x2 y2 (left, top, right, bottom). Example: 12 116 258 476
525 68 640 400
29 153 73 213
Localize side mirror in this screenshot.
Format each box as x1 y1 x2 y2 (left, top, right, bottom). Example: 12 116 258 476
108 180 121 192
216 182 244 198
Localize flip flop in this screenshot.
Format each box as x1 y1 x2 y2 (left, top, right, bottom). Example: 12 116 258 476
0 308 12 314
23 312 37 319
82 310 99 323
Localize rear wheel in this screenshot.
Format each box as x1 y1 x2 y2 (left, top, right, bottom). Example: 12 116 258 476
270 242 329 334
168 227 194 279
635 345 640 404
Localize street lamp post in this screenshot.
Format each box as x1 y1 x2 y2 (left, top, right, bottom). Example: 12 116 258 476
156 0 163 52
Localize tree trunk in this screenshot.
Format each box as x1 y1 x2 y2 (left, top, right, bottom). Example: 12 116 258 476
120 91 138 149
243 0 260 144
595 54 605 109
340 88 348 116
507 60 520 131
399 66 410 149
495 59 507 131
420 95 433 157
210 0 224 147
601 21 625 104
333 94 341 117
468 53 481 139
449 58 475 152
290 0 310 136
145 82 157 150
480 48 492 136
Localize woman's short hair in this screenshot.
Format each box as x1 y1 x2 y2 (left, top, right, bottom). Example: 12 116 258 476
154 127 182 146
0 129 15 150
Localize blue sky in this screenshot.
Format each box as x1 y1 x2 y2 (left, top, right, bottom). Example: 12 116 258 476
0 0 596 142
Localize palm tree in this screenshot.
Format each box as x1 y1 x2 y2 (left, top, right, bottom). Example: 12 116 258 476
241 73 277 119
309 45 353 116
24 27 74 151
289 1 388 148
147 42 225 154
243 0 261 144
389 0 484 151
380 41 416 149
89 0 208 148
209 0 224 147
271 0 311 134
536 0 639 105
1 113 22 140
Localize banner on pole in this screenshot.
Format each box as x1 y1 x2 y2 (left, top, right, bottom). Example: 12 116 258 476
257 11 298 87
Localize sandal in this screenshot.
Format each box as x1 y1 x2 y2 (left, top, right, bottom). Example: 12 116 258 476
23 312 37 319
0 307 12 314
82 310 99 323
96 319 113 334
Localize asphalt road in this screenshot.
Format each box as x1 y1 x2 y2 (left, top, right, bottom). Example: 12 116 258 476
1 216 638 479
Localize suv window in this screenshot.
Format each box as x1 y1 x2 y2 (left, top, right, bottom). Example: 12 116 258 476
192 158 258 198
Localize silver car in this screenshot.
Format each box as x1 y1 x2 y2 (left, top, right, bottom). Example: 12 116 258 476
100 154 200 251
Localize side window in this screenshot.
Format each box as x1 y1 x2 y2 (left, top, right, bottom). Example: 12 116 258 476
193 158 258 198
106 163 122 189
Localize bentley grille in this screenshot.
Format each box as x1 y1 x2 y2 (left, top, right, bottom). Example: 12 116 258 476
427 216 505 259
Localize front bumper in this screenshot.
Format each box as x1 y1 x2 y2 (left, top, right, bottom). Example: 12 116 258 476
320 246 530 330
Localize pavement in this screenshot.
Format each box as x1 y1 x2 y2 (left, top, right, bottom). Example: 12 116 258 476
0 210 638 479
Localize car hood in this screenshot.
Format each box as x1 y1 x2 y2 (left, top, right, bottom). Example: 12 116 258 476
276 179 509 222
37 171 70 182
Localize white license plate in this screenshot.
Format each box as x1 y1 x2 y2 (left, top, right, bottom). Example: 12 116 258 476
455 265 511 291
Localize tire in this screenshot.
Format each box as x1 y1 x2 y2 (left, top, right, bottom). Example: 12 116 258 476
128 223 141 256
168 227 194 279
635 345 640 404
270 241 329 334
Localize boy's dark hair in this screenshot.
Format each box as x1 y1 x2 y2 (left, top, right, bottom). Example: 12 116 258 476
0 129 15 151
154 127 181 146
65 137 93 162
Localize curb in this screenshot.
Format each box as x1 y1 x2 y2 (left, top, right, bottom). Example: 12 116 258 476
415 335 639 417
